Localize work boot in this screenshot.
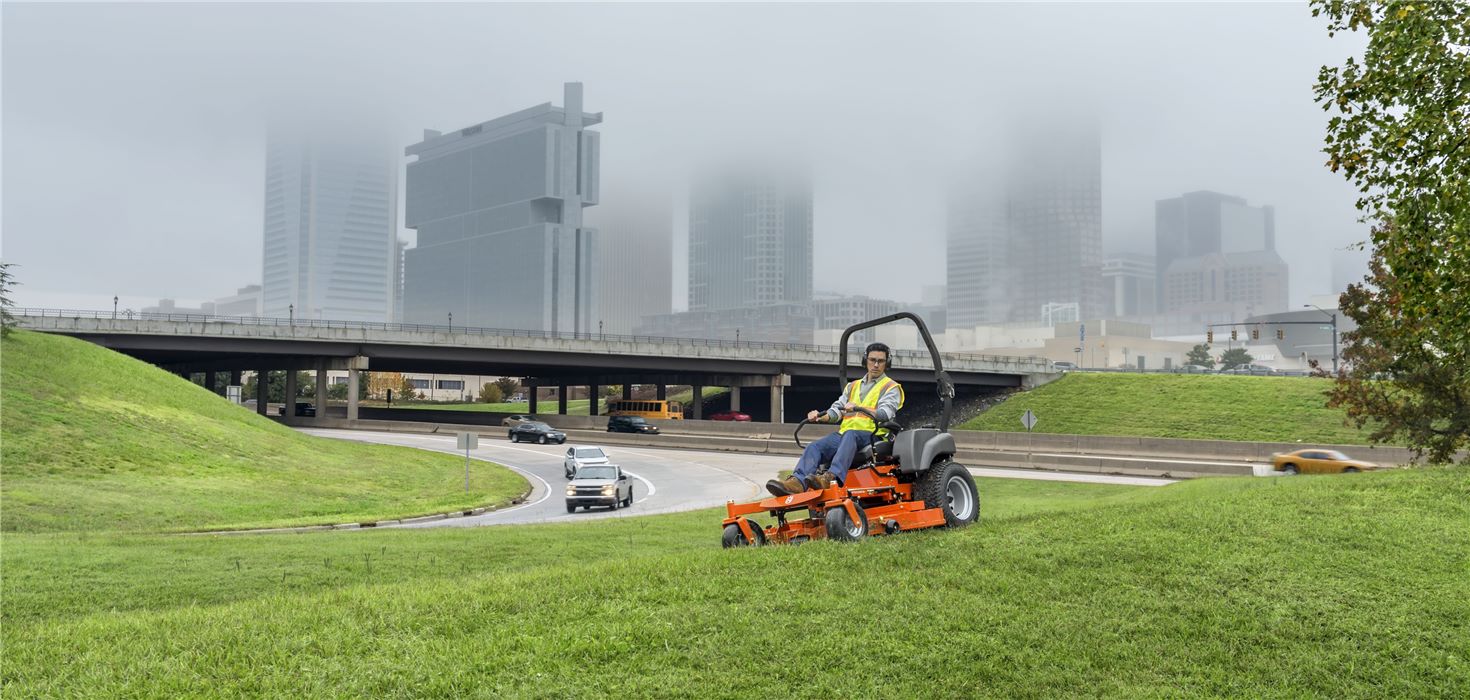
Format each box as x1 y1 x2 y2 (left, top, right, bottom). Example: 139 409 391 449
807 472 835 490
765 475 806 497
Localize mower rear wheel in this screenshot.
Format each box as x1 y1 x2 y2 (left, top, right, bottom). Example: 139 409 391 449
824 501 868 541
721 519 766 548
917 461 979 527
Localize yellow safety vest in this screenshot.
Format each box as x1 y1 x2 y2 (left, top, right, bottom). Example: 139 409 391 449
839 376 904 436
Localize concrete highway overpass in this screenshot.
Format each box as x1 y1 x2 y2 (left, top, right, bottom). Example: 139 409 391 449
17 309 1054 423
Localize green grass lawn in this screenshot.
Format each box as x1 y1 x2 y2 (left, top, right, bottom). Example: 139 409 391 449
960 373 1380 444
4 467 1466 697
0 331 528 533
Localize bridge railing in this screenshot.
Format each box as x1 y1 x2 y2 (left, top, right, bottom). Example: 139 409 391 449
14 308 1053 371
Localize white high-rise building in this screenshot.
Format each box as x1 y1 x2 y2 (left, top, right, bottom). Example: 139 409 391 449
402 83 601 333
261 127 400 322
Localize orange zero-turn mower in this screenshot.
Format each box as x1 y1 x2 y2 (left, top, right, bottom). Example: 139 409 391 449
721 312 979 547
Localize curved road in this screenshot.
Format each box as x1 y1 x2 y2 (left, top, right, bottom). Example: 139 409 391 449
299 428 1177 529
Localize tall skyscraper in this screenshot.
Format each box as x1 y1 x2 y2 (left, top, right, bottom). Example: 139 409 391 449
587 189 672 335
688 169 813 312
402 83 601 332
947 122 1104 327
1155 190 1276 310
261 127 399 322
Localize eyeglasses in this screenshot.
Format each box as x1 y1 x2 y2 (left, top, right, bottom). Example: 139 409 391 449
865 357 886 365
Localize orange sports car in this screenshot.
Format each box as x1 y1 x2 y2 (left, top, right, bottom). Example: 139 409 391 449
1271 449 1379 475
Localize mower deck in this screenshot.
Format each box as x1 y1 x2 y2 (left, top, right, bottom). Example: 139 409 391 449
722 465 946 544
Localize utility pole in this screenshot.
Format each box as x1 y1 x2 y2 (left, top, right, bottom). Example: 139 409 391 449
1304 305 1339 374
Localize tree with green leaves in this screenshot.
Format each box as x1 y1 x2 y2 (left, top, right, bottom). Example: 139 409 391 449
1187 344 1215 368
0 261 17 338
397 375 420 402
1313 0 1470 463
479 382 503 404
493 376 520 398
1219 348 1253 371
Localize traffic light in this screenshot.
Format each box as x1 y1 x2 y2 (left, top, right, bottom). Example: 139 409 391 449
1251 328 1260 340
1231 329 1238 341
1276 329 1285 340
1207 330 1214 343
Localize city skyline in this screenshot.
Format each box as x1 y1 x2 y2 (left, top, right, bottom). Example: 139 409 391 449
4 3 1371 316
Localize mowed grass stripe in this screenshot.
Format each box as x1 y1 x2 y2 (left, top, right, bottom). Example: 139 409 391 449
5 469 1466 697
960 372 1379 444
0 331 527 533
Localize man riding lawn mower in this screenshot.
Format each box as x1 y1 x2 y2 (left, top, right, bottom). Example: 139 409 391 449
721 312 980 547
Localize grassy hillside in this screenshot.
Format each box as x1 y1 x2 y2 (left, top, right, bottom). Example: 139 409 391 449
0 330 527 533
959 373 1378 444
4 468 1466 697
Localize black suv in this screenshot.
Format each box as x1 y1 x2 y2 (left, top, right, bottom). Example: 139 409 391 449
607 416 660 434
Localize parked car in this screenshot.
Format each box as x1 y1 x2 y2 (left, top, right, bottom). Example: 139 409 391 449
501 414 534 427
564 445 611 479
707 410 752 422
508 421 566 444
1220 364 1279 375
1178 364 1213 374
565 463 634 512
607 415 660 434
294 401 316 417
1271 449 1380 475
1052 361 1078 371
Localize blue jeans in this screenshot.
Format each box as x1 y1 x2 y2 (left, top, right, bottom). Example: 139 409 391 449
793 430 874 487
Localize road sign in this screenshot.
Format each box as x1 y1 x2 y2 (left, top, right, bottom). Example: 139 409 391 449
1021 409 1038 432
457 432 478 492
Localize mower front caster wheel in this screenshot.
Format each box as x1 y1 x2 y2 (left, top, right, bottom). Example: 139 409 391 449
824 501 868 541
721 519 767 548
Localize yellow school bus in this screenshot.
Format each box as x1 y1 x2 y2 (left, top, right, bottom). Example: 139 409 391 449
605 399 684 420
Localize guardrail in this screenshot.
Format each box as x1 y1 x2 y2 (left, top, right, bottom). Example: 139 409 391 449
16 307 1053 372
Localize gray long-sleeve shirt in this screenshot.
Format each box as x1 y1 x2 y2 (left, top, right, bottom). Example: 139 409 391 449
825 374 903 424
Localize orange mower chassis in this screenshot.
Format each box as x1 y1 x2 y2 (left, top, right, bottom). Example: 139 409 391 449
722 464 946 544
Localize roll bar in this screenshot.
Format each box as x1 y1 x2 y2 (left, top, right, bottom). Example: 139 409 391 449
838 312 954 432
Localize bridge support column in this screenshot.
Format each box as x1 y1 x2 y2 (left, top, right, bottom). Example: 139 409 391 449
230 370 242 388
284 370 298 419
314 360 327 423
622 384 632 400
347 367 360 421
656 384 667 401
256 369 269 415
345 356 368 421
206 371 219 395
769 374 789 424
529 385 538 414
589 384 600 416
691 383 703 419
557 385 568 415
730 386 741 412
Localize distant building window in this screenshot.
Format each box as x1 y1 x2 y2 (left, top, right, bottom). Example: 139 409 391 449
331 377 349 385
411 379 432 390
437 380 464 390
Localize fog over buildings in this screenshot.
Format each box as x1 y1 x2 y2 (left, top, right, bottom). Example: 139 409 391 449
3 3 1371 329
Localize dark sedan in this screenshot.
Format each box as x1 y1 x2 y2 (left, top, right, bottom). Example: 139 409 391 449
508 421 567 444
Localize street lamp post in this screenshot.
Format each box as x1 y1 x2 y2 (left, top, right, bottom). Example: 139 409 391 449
598 319 603 340
288 304 294 326
447 312 453 331
1304 304 1339 374
113 296 118 319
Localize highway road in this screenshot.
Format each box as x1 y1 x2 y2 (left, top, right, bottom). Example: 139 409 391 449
300 428 1178 530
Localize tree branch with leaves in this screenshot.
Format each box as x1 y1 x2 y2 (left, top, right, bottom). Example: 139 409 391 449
1314 0 1470 463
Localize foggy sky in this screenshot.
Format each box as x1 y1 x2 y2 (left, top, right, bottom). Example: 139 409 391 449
2 2 1370 313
